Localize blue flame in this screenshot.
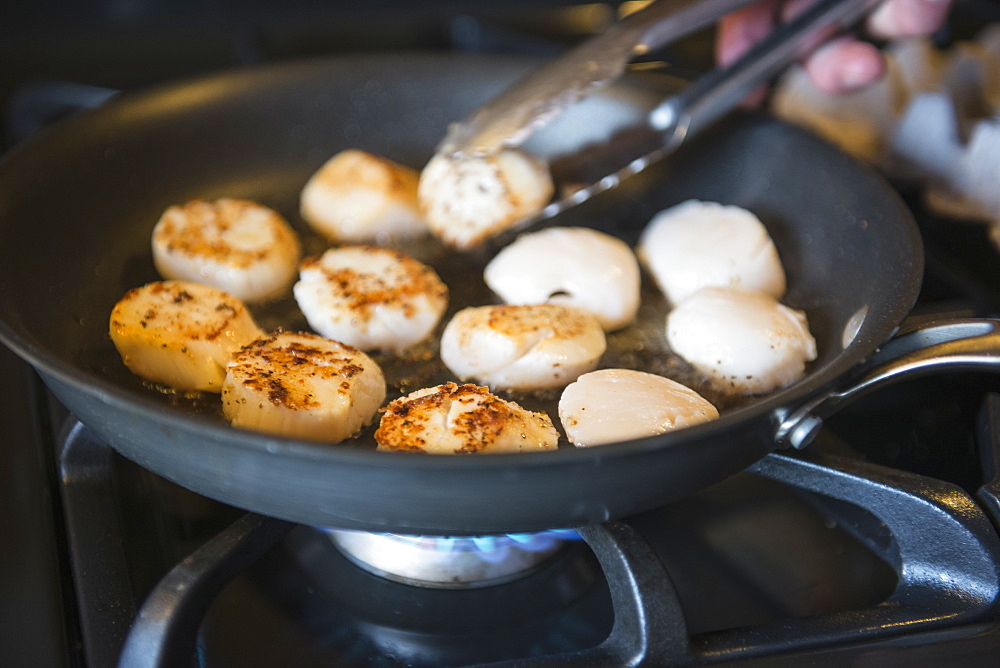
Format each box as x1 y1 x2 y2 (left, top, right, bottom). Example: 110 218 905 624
378 529 581 555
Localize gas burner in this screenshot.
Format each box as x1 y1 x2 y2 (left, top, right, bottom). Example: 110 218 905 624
326 529 577 588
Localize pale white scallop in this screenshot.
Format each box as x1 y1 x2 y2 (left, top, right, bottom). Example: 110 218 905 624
418 149 554 250
293 246 449 352
221 331 385 443
440 304 606 391
108 280 263 392
483 226 641 331
375 383 558 454
152 198 301 303
559 369 719 447
666 287 817 395
300 149 427 243
637 200 786 306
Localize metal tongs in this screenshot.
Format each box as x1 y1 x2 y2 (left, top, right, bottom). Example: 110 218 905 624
437 0 879 234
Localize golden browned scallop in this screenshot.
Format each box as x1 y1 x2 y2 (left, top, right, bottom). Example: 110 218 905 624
300 149 426 243
293 245 448 352
221 331 385 443
418 149 553 250
152 198 301 302
375 383 558 454
109 280 263 392
440 304 606 391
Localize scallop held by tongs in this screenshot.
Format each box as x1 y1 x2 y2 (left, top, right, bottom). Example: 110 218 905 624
421 0 879 248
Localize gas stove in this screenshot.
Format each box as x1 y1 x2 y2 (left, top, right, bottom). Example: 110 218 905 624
7 331 1000 666
2 2 1000 666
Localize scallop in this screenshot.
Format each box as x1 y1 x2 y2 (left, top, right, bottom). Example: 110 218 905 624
559 369 719 447
221 331 385 443
300 149 426 243
293 246 449 352
108 280 263 392
375 383 558 454
152 198 301 303
440 304 606 391
484 226 641 331
418 149 554 250
637 200 787 306
666 287 817 395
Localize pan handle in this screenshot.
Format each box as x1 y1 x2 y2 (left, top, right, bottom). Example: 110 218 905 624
774 318 1000 449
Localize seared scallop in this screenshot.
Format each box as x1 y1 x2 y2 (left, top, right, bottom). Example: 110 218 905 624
418 149 553 249
666 287 817 394
375 383 558 454
152 198 301 303
440 304 606 391
559 369 718 447
300 149 426 243
484 226 641 331
293 246 449 352
109 280 263 392
221 331 385 443
637 200 786 306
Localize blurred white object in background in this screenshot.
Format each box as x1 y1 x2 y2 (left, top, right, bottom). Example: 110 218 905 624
772 58 903 161
772 26 1000 247
888 93 962 182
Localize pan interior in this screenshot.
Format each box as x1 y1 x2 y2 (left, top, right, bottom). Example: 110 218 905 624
0 53 921 459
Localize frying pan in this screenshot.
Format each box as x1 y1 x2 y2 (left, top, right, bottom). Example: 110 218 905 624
0 53 995 535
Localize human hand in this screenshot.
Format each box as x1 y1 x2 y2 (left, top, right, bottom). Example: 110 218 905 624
716 0 955 94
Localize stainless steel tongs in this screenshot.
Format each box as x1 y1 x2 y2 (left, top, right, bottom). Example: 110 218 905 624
437 0 879 233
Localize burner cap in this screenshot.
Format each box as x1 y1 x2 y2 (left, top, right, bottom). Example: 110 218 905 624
326 529 573 589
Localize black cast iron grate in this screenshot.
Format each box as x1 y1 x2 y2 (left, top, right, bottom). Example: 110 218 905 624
54 413 1000 667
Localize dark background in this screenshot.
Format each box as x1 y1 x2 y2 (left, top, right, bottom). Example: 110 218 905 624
0 1 695 150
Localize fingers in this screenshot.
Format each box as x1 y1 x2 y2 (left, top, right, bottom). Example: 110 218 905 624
803 36 887 93
801 0 953 93
867 0 954 39
716 0 954 97
716 1 779 106
716 0 779 66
